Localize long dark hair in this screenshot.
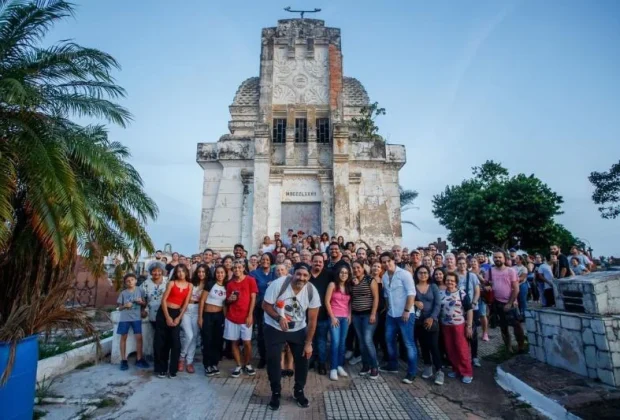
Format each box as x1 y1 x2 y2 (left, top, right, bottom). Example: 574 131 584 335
191 263 210 287
335 263 353 295
207 265 226 290
171 264 190 282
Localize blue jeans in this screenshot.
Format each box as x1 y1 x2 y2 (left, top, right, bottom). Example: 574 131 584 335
330 317 349 369
518 282 529 314
385 315 418 375
314 319 330 363
352 314 378 368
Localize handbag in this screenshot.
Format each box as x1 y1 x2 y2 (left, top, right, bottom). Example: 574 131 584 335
482 268 495 304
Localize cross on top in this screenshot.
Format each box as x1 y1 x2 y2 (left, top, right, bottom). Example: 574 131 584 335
283 6 321 19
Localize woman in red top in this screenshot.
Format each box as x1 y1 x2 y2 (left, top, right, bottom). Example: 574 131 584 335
154 264 193 378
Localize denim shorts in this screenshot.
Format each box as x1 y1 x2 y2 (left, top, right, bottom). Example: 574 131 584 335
117 320 142 335
477 301 487 317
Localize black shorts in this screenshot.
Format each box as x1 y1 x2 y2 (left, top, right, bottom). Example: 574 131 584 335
493 301 520 328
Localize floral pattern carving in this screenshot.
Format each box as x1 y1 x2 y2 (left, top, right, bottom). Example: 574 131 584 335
273 46 329 105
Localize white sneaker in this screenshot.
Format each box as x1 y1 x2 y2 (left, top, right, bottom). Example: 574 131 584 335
473 358 481 367
422 366 433 379
337 366 348 377
349 356 362 365
329 369 338 381
434 371 445 385
345 351 353 360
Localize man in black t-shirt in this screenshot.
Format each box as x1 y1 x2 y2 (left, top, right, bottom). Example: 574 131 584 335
550 245 571 278
309 253 333 375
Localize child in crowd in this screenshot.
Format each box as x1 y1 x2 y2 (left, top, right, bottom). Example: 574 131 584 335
117 273 149 371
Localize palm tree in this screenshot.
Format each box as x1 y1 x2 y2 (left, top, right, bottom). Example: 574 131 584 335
399 185 419 230
0 0 157 382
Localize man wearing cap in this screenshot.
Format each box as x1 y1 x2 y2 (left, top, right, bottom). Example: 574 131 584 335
261 262 321 411
140 261 168 362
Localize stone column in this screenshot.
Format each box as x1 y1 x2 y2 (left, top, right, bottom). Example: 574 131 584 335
307 106 318 166
348 171 361 241
285 107 296 165
251 123 271 254
332 123 350 238
240 169 254 251
319 170 334 234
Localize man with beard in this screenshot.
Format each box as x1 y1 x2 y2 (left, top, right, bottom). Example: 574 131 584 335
309 253 333 375
550 245 571 278
485 252 525 353
410 249 423 271
250 253 276 368
262 263 320 410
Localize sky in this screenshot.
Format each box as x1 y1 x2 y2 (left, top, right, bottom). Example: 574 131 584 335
48 0 620 256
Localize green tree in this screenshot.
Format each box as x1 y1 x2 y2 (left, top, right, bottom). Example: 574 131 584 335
351 101 386 141
0 0 157 379
399 185 419 230
432 161 565 253
589 160 620 219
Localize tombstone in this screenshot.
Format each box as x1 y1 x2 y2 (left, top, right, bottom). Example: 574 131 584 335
196 18 406 253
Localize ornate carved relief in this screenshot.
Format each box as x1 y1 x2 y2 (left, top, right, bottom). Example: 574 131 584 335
272 46 329 105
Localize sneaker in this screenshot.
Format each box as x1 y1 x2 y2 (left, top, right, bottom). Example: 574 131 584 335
473 358 481 368
447 371 457 378
422 365 433 379
462 376 473 384
369 368 379 380
337 366 348 377
231 366 242 378
329 369 338 381
345 350 354 360
268 393 281 411
136 359 150 369
294 389 309 408
434 370 445 385
257 359 267 369
186 364 195 374
177 359 185 372
211 365 220 376
402 373 416 384
157 371 167 378
205 366 214 377
482 333 490 342
379 364 398 373
244 364 256 376
349 356 362 365
359 365 370 376
169 372 177 378
318 362 327 375
120 360 129 371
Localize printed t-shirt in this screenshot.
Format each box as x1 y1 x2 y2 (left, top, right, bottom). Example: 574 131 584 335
141 278 168 322
226 276 258 324
485 267 517 304
205 282 227 307
263 276 321 332
117 288 144 322
439 289 467 326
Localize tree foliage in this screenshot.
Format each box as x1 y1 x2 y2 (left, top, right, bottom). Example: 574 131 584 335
399 185 419 230
432 161 566 253
351 101 386 141
0 0 157 359
589 160 620 219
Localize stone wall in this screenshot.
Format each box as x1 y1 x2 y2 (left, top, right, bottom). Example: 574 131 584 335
525 308 620 387
554 271 620 315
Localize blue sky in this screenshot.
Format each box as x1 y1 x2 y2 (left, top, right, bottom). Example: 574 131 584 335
50 0 620 256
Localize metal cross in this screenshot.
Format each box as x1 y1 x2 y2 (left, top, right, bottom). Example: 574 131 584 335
284 6 321 19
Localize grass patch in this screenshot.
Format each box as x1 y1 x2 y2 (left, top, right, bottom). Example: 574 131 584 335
39 340 76 360
483 344 530 363
96 397 118 408
33 409 47 419
75 360 95 370
35 376 61 400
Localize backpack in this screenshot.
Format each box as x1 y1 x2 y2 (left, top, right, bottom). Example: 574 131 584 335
275 275 315 308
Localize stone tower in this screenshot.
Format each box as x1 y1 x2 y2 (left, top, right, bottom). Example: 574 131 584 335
196 18 406 253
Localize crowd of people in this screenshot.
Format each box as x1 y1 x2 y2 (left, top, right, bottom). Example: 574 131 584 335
114 229 594 411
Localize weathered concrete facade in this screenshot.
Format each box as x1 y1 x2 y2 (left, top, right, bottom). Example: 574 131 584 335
197 18 406 253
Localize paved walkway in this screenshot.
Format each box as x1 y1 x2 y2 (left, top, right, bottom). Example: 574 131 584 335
38 326 544 420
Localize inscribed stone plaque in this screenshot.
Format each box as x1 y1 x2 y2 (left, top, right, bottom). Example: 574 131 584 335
281 203 321 236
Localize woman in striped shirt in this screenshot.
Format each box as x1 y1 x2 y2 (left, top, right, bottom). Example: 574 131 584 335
350 260 380 379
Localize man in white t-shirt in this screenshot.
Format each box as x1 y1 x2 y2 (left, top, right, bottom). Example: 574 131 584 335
262 262 320 411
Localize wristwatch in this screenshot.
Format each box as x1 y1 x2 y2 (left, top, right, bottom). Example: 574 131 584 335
404 309 410 313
